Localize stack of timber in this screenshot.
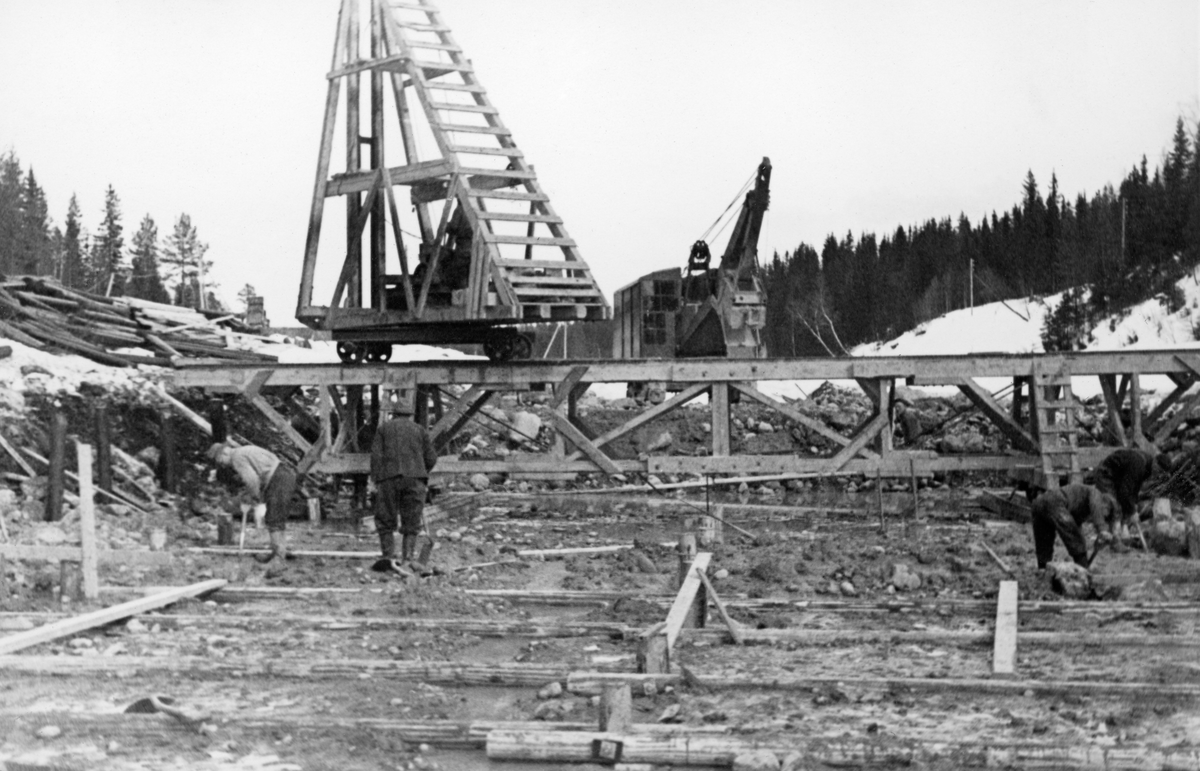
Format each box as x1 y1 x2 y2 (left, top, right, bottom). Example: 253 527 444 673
0 275 276 368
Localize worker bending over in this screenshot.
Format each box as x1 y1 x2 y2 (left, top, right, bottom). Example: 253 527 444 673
1031 483 1120 569
1092 448 1164 530
371 399 438 572
207 442 297 576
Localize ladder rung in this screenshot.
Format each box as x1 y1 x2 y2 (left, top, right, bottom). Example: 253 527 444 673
413 59 473 73
404 41 460 52
466 189 546 201
462 167 536 179
448 144 523 157
426 82 487 93
1040 447 1079 454
508 275 597 287
396 22 450 32
476 212 561 224
390 2 439 10
435 123 511 136
514 287 605 298
486 235 576 247
496 259 590 271
429 102 498 114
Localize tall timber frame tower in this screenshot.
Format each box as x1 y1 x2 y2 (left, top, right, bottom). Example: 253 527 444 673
296 0 609 362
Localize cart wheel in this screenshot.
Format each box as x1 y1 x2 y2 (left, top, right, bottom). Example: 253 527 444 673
336 341 366 364
365 343 392 363
512 333 533 360
483 330 516 361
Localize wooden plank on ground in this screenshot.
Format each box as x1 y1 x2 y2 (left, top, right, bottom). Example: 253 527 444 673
664 552 712 649
992 580 1018 676
0 579 224 655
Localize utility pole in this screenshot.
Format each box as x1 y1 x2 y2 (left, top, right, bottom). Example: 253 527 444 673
969 258 974 314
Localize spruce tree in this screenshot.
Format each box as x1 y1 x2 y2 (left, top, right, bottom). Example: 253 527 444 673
61 195 85 288
0 153 22 275
128 215 169 303
90 185 126 295
18 170 52 275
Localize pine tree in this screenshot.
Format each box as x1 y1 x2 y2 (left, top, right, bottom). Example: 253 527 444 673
127 215 169 303
90 185 126 295
161 213 211 308
1164 117 1194 257
61 195 85 288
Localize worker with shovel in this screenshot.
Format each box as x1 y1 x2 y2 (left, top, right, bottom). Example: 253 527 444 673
370 397 437 576
1030 483 1121 570
207 442 297 578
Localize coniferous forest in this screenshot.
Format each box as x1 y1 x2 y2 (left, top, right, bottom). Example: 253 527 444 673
0 154 224 311
761 117 1200 356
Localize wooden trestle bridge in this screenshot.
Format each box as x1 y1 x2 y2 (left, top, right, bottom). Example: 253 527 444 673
169 350 1200 485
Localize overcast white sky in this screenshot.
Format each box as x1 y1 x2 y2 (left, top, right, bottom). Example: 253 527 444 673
0 1 1196 327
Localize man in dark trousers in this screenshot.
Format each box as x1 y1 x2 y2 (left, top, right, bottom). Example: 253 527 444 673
207 442 297 577
371 399 438 572
1092 448 1162 528
1030 483 1120 569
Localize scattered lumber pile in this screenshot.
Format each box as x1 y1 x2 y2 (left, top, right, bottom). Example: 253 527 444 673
0 275 277 368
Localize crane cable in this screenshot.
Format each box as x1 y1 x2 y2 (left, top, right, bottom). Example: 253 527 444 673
696 169 757 244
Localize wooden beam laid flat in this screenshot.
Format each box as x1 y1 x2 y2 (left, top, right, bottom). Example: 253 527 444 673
0 579 225 656
992 580 1018 676
0 545 171 567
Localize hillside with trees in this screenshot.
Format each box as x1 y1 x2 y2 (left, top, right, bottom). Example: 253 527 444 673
0 153 226 312
762 116 1200 356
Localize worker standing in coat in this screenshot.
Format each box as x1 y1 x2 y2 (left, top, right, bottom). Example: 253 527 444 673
1030 483 1120 569
370 399 438 571
207 442 297 576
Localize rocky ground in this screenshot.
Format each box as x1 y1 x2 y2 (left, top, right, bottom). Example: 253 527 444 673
3 360 1200 769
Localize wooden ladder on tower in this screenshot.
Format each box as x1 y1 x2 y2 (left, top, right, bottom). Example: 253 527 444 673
379 0 608 320
1030 362 1081 489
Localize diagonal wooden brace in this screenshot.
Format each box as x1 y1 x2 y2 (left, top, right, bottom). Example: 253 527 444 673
551 412 620 476
430 386 493 451
247 395 312 455
825 413 889 473
566 383 708 462
731 383 878 460
954 377 1038 453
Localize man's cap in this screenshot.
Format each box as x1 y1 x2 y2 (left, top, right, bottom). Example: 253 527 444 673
206 442 228 461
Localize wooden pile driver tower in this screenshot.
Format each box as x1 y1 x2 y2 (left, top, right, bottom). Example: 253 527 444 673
296 0 610 363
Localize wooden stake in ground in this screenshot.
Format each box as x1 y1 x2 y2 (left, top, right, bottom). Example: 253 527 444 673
992 580 1018 676
93 406 112 494
599 684 632 732
76 443 99 601
46 413 67 522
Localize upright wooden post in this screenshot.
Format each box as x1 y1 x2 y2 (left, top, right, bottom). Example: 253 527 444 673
93 406 112 494
45 413 67 522
1130 373 1143 443
159 415 178 494
710 384 730 457
877 378 893 454
59 561 81 603
676 532 697 591
0 554 8 603
76 443 99 601
345 0 362 308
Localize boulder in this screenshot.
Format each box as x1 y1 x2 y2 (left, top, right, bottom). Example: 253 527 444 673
1048 561 1091 599
757 421 775 434
509 411 542 446
468 474 491 492
890 563 921 591
0 488 16 517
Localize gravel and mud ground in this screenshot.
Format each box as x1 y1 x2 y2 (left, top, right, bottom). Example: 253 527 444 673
2 484 1200 770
